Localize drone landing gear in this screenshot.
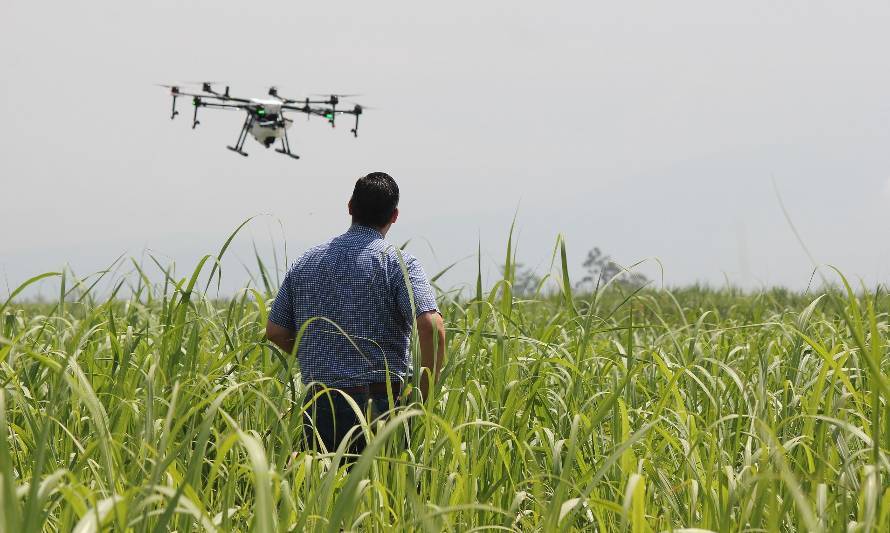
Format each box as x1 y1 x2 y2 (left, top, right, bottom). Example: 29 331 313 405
275 127 300 159
274 148 299 159
226 114 253 157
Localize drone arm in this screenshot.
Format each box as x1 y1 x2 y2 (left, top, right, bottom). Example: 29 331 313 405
279 103 342 113
191 100 251 128
280 104 315 115
201 102 249 110
279 104 362 135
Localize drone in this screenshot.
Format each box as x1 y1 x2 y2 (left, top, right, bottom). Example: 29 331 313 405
160 82 365 159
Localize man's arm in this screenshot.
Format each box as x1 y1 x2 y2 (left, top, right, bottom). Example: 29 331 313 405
416 311 446 399
266 321 296 354
267 268 297 354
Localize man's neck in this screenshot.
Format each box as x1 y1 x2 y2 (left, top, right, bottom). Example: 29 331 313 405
350 221 389 238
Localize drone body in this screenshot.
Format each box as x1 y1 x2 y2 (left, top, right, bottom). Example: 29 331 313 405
238 99 293 149
161 83 364 160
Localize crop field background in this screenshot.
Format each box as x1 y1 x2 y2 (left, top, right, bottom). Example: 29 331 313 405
1 232 889 532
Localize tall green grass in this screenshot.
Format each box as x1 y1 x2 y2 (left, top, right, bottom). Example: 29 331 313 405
0 230 888 531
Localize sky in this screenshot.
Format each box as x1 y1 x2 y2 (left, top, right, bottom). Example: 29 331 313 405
2 1 890 298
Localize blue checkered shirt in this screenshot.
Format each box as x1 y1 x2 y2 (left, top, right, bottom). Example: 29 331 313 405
269 224 439 387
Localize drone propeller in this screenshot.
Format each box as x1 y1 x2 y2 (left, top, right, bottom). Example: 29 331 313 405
268 86 294 102
200 82 220 94
156 83 180 93
314 93 361 110
175 81 225 94
269 86 311 105
312 93 362 98
346 103 375 111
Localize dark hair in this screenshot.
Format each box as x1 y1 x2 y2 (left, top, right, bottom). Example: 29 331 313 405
350 172 400 228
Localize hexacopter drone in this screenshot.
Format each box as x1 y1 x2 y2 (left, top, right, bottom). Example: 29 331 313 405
160 82 365 159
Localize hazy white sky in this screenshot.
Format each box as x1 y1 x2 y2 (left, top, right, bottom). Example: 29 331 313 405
2 1 890 297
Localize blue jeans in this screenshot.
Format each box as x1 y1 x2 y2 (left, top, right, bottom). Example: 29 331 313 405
302 388 404 455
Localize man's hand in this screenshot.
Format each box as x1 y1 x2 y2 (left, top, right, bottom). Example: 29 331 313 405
266 321 296 354
416 311 446 399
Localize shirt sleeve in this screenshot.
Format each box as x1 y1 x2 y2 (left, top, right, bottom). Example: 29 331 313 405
268 271 296 330
394 253 439 321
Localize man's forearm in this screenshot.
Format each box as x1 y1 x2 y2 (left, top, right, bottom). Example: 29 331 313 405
270 336 295 354
266 321 296 354
417 312 446 399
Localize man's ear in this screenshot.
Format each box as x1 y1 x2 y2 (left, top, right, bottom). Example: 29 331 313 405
390 207 399 224
348 199 354 216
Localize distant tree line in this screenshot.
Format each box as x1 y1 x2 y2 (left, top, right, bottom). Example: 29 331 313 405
504 246 648 297
577 246 648 291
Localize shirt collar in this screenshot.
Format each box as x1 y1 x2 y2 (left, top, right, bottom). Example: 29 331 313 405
347 223 384 239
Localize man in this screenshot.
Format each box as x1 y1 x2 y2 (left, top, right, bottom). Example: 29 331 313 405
265 172 446 455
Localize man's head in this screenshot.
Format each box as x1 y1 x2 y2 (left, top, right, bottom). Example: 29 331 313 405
349 172 400 232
